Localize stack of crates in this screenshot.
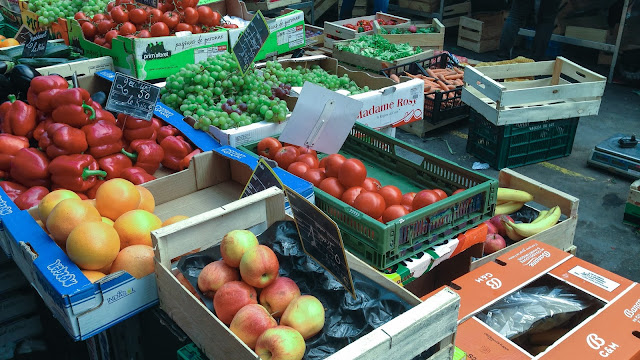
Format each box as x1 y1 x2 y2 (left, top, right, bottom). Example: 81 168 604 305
624 179 640 227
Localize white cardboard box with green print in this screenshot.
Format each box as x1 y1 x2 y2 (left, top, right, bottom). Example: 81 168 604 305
67 19 229 81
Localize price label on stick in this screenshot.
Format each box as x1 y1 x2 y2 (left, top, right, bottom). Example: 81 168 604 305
22 30 48 58
285 186 356 298
105 72 160 121
240 158 284 199
232 11 270 77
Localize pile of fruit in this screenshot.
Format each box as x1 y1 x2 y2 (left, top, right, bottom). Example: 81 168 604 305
257 137 466 223
34 178 189 283
0 74 200 210
192 229 324 359
343 18 398 33
0 36 19 48
27 0 111 26
483 188 561 255
334 34 423 61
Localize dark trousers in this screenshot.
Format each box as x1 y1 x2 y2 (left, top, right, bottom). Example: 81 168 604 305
499 0 561 60
339 0 389 19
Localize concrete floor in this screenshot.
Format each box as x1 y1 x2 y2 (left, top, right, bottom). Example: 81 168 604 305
395 41 640 282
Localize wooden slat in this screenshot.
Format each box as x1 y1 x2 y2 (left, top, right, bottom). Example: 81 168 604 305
558 56 606 83
462 65 506 102
458 28 482 42
500 81 606 107
459 16 483 33
473 60 555 79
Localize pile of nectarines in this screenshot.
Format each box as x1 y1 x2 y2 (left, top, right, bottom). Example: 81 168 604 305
197 229 325 359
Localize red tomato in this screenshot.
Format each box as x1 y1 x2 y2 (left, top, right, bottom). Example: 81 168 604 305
183 7 199 25
137 29 151 38
338 158 366 188
378 185 402 206
295 154 319 169
150 21 170 37
148 8 163 24
222 23 238 29
297 147 317 157
118 21 136 36
158 1 175 12
324 154 345 178
175 23 194 32
192 24 203 34
257 137 282 159
353 192 386 219
110 6 129 24
273 146 299 170
401 192 416 209
382 205 409 223
452 188 465 195
106 2 115 12
105 29 119 45
74 12 87 20
210 11 222 27
93 13 107 22
318 178 345 199
412 190 440 210
287 162 310 179
81 22 98 39
93 36 107 47
432 189 448 200
341 186 365 206
128 8 147 25
362 177 381 192
302 168 326 187
97 19 115 35
161 11 180 29
197 6 214 26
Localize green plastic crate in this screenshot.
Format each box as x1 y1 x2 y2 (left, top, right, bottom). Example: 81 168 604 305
624 203 640 227
177 343 206 360
239 123 497 270
0 22 18 38
466 108 579 170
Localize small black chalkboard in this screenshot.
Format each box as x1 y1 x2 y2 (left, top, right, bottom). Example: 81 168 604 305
22 30 48 58
135 0 158 7
284 185 356 298
232 11 270 77
240 158 284 199
14 25 34 45
105 72 160 121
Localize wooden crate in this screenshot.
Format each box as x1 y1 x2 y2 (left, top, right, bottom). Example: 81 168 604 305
305 24 324 47
457 12 506 53
461 57 606 126
398 0 439 13
470 168 579 270
628 179 640 207
441 1 471 28
323 12 410 49
564 25 608 43
374 19 445 50
152 188 460 360
332 42 434 72
245 0 301 11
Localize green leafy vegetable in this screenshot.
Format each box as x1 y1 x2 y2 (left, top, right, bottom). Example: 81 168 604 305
334 34 423 61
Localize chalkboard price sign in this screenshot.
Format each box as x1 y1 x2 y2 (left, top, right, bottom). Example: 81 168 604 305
105 72 160 121
22 30 48 58
14 25 34 45
241 158 284 199
284 186 355 297
232 11 270 76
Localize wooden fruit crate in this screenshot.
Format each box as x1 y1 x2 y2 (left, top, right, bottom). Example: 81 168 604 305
323 12 410 49
441 1 471 28
470 168 579 270
461 56 606 126
374 19 445 50
245 0 301 11
457 12 506 53
152 188 461 360
332 40 434 72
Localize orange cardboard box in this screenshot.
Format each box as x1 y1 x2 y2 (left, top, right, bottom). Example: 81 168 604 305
422 240 640 359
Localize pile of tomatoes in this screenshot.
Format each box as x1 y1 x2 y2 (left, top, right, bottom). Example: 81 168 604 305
257 137 465 223
343 18 398 33
76 0 238 49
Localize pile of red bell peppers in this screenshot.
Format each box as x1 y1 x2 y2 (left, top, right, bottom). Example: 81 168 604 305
0 74 201 210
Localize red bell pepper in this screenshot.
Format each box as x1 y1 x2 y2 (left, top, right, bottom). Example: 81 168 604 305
81 120 124 159
0 181 28 201
157 125 179 144
49 154 107 192
9 148 50 187
122 115 157 142
40 123 88 159
120 166 156 185
94 108 117 124
160 135 193 171
0 134 30 171
98 153 133 180
179 149 202 171
27 75 68 107
33 117 53 142
86 179 105 199
51 88 96 128
2 95 37 137
14 186 50 210
121 139 164 174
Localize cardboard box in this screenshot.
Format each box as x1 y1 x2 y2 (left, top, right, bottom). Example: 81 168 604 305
2 148 313 340
152 187 461 360
470 168 579 270
268 55 426 129
374 19 445 51
18 0 68 43
424 240 640 359
323 12 410 49
245 0 301 11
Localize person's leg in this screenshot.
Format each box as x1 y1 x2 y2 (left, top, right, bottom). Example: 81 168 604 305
373 0 388 13
499 0 534 58
339 0 356 19
532 0 561 60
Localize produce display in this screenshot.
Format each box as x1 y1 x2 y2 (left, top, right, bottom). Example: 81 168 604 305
0 42 86 69
257 137 466 223
379 25 438 34
28 0 111 26
0 74 200 210
343 18 398 33
333 34 422 61
389 66 465 99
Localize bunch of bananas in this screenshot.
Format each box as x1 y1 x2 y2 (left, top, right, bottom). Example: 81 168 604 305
495 187 561 240
495 188 533 215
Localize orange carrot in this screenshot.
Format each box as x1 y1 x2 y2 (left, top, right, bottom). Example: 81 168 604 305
444 73 464 80
426 68 438 78
436 80 449 92
454 67 464 74
390 74 400 83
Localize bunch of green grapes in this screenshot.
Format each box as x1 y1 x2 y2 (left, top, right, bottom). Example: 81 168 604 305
28 0 110 26
160 53 289 131
261 62 369 95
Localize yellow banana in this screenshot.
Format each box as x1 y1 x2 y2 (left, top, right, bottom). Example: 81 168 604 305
495 201 524 215
530 210 549 224
509 206 561 238
502 220 526 241
497 188 534 203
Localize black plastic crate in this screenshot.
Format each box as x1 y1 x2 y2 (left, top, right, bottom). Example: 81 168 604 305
466 108 580 170
381 53 469 126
